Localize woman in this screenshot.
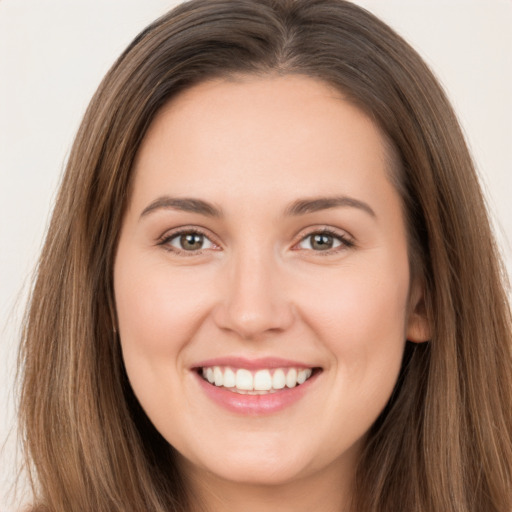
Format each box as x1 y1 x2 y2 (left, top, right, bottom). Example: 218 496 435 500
18 0 512 511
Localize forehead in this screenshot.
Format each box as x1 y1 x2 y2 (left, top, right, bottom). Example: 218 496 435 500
129 74 398 214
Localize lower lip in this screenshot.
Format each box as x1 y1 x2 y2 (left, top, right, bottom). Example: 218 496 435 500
194 371 320 415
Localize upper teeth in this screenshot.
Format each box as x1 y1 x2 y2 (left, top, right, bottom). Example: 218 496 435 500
201 366 313 393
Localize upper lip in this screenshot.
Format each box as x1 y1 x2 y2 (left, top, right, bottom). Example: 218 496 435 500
192 356 318 371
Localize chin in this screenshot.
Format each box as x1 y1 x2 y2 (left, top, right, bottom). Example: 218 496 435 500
178 444 316 488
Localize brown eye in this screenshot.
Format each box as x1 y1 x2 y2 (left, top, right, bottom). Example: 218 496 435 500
296 230 352 252
180 233 204 250
165 231 216 252
310 233 335 250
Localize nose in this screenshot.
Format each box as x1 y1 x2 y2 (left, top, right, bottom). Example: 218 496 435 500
212 249 295 340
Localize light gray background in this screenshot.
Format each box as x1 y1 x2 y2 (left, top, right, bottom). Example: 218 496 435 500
1 0 511 509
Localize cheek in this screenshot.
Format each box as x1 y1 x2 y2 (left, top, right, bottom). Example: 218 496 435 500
296 256 410 391
114 256 213 361
113 253 215 430
303 267 408 340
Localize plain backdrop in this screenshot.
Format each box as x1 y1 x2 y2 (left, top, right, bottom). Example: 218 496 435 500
1 0 511 509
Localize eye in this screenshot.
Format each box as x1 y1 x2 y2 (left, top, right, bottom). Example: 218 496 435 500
159 229 218 253
295 230 354 252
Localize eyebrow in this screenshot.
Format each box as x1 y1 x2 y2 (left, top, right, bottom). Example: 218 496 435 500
284 196 376 218
140 196 223 219
139 194 376 220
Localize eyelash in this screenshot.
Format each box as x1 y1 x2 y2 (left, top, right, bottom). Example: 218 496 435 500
157 227 355 255
293 228 355 254
157 227 219 256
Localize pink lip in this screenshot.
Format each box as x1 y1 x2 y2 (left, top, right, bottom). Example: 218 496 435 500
192 356 314 371
193 366 321 416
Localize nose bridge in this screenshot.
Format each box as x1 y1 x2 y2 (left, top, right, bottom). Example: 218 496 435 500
214 242 293 339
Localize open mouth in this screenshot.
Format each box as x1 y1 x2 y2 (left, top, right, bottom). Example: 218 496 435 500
197 366 321 395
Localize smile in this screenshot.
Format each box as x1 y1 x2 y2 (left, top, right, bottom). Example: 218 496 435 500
193 358 322 414
200 366 314 394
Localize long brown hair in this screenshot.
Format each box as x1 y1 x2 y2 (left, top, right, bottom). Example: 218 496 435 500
19 1 512 511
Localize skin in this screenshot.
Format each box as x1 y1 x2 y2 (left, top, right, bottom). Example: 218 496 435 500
114 75 429 512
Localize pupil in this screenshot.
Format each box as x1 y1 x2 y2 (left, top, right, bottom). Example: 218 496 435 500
312 234 333 250
181 233 203 250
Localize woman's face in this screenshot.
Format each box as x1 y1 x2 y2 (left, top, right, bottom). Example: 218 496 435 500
114 75 428 491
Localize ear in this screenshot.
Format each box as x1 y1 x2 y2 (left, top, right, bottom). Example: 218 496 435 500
406 280 431 343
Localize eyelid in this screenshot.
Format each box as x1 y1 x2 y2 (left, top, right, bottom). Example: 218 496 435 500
157 226 222 255
291 226 355 253
155 224 354 256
